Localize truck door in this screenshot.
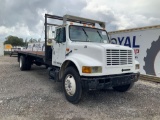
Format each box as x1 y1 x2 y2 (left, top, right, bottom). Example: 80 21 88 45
52 27 66 66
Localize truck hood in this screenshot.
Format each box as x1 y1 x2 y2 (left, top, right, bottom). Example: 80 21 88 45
68 42 135 76
68 42 133 66
71 42 132 50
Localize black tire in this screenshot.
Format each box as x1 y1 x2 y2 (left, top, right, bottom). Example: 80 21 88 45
35 62 42 66
45 65 49 69
19 56 31 71
62 67 82 104
113 83 134 92
26 61 31 70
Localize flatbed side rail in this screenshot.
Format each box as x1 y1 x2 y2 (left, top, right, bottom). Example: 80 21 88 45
17 51 45 58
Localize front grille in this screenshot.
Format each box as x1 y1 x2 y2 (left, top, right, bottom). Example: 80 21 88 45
106 49 133 66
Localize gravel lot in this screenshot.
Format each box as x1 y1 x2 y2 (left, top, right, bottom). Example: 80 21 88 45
0 56 160 120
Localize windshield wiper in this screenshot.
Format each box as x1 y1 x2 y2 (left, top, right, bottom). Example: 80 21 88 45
82 28 89 41
97 31 103 43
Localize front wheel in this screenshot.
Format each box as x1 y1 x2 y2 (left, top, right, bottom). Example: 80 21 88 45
113 83 134 92
62 67 82 104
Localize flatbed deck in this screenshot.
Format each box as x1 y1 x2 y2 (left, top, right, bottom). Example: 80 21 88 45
17 51 45 58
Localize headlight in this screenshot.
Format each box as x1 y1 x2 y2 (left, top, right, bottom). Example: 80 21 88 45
82 66 102 73
135 64 140 69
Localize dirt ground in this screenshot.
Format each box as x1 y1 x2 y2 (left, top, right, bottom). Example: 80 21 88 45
0 56 160 120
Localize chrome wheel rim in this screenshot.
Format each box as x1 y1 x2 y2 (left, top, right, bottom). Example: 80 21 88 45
64 74 76 96
20 58 22 68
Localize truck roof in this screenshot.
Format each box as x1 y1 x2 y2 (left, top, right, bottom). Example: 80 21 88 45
109 25 160 34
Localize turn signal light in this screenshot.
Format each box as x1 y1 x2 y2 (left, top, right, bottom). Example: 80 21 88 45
66 48 70 51
83 24 86 26
82 66 92 73
82 66 102 73
92 25 95 28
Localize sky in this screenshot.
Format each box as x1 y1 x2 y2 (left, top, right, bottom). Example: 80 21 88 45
0 0 160 42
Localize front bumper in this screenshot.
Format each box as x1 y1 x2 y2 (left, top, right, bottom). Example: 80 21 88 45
81 72 140 90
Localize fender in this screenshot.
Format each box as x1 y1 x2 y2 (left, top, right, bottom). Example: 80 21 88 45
62 54 102 76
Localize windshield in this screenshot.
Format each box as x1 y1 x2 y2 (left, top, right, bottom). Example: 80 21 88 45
69 25 109 43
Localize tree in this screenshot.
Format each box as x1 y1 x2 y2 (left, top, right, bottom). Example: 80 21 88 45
24 38 28 43
28 38 37 43
38 38 41 42
4 35 25 46
24 38 28 46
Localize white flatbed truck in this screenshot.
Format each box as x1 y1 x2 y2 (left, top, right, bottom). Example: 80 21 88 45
17 14 140 103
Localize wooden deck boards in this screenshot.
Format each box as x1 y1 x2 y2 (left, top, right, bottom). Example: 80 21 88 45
17 51 45 57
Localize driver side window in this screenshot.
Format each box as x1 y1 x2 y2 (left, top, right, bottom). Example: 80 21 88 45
55 27 66 42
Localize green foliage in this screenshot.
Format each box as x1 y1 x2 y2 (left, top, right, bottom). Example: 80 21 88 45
4 35 42 46
4 35 25 46
28 38 41 43
28 38 37 43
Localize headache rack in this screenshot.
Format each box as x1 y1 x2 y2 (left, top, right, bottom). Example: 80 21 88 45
45 14 105 28
44 14 106 65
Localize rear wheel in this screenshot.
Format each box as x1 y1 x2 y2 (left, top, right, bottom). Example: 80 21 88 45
113 83 134 92
35 62 42 66
19 56 31 71
45 65 49 69
62 67 82 104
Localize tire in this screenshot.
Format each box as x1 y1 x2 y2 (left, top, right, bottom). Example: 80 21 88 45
45 65 49 69
19 56 31 71
35 62 42 66
113 83 134 92
26 61 31 70
62 67 82 104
